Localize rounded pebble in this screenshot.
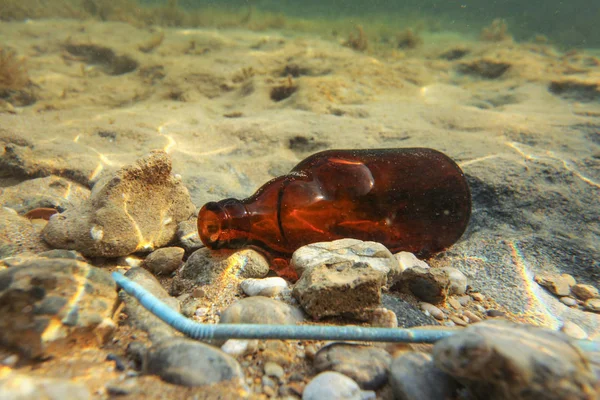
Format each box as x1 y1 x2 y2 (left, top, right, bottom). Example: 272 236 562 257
560 321 588 340
241 277 288 297
221 339 258 357
420 302 445 320
264 361 285 380
144 247 184 276
302 371 376 400
486 309 506 318
471 292 485 302
584 298 600 313
571 284 599 301
560 296 578 307
463 310 482 323
220 297 304 325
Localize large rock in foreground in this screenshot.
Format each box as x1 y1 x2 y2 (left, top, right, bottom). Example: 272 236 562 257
0 258 118 358
42 151 196 257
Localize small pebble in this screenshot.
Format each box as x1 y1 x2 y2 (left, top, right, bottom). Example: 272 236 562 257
449 315 467 326
442 267 468 295
195 307 209 317
560 321 588 340
394 251 430 273
192 287 206 298
264 361 285 380
474 304 487 313
370 307 398 328
106 353 127 371
471 292 485 302
486 309 506 318
534 273 573 296
221 339 257 357
457 295 471 307
463 310 482 323
571 284 599 301
1 354 19 367
447 298 462 310
241 277 288 297
302 371 376 400
560 296 578 307
420 302 445 320
584 298 600 313
143 247 184 276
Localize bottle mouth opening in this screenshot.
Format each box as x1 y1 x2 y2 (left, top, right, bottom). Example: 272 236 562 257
198 202 224 247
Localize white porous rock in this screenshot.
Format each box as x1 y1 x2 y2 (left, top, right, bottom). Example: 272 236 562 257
291 238 401 286
240 277 289 297
303 371 376 400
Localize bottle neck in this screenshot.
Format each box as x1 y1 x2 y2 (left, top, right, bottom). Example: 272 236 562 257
198 198 251 249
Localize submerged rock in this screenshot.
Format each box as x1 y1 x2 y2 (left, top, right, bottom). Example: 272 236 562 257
0 258 118 358
220 296 303 325
0 207 50 258
42 151 195 257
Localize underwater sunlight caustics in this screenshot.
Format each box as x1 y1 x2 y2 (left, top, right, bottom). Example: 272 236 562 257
197 148 472 277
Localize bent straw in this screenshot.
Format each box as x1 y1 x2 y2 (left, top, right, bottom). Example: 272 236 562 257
112 272 600 352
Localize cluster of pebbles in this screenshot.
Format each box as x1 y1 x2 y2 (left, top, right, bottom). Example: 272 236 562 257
535 272 600 313
0 152 599 399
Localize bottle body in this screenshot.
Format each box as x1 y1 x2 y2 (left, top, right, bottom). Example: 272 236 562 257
198 148 471 262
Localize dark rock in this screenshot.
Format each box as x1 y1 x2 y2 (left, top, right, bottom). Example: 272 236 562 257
220 296 303 325
390 352 458 400
400 267 454 304
0 258 117 358
42 151 195 257
433 320 599 400
144 338 244 387
314 343 392 390
119 267 180 341
457 59 511 79
143 247 184 276
176 218 203 252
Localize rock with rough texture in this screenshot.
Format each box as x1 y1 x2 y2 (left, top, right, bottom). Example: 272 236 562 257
0 175 90 214
390 352 457 400
291 239 401 286
240 277 288 297
176 217 203 252
302 371 376 400
293 258 386 320
380 294 440 328
584 298 600 313
143 247 184 276
0 258 118 358
220 296 303 325
433 320 599 400
119 267 180 341
144 337 244 387
534 273 575 297
180 248 269 285
400 266 465 304
0 372 91 400
42 151 196 257
0 207 50 258
314 343 392 390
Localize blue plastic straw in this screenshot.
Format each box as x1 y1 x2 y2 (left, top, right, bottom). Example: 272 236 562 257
112 272 600 351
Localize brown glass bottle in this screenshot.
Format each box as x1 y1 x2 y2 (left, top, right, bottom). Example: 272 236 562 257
198 148 471 277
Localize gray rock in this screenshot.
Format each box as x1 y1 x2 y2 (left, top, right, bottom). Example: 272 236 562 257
314 343 392 390
291 238 401 286
0 207 50 258
420 302 445 321
143 247 184 276
0 372 91 400
401 266 458 304
220 296 303 325
302 371 376 400
144 337 244 387
241 277 288 297
380 294 439 328
0 258 117 358
433 319 599 400
390 352 458 400
0 175 90 214
180 248 269 285
42 151 196 257
293 259 386 320
560 296 578 307
119 267 180 341
440 267 468 295
176 218 203 252
534 273 574 297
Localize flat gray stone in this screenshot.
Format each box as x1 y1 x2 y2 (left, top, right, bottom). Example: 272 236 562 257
144 337 244 387
302 371 375 400
143 247 184 276
314 343 392 390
